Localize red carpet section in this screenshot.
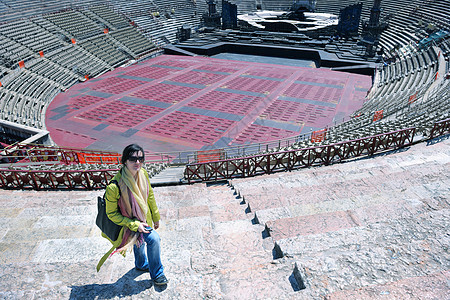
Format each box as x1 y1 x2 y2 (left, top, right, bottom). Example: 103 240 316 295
45 55 372 155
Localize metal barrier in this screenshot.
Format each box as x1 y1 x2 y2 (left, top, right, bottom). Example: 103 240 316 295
0 168 120 190
158 132 313 165
429 118 450 139
0 143 122 165
6 124 449 188
184 128 416 183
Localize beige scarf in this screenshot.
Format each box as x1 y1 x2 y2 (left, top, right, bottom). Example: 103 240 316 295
113 166 149 255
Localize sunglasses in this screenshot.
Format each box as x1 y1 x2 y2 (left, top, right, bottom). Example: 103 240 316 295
128 156 145 163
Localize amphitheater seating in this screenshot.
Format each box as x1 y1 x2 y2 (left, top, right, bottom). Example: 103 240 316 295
378 0 450 58
236 0 257 12
26 58 80 89
261 0 293 11
0 35 35 68
108 1 172 45
44 10 103 40
88 5 130 29
108 0 206 46
440 37 450 57
216 37 447 158
46 45 111 78
315 0 414 27
110 27 156 56
0 91 16 120
0 2 450 298
0 4 162 130
0 0 449 158
0 1 158 109
0 2 8 14
358 47 439 117
0 72 60 128
78 35 130 67
0 19 65 55
226 137 449 296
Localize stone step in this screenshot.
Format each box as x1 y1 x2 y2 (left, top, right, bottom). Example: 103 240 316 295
254 179 449 226
230 144 449 230
325 270 450 300
266 210 359 242
277 209 449 256
274 209 449 298
155 183 250 223
233 158 447 196
265 190 449 243
155 183 299 298
191 221 298 298
152 182 300 297
149 166 185 186
1 139 448 299
242 163 447 216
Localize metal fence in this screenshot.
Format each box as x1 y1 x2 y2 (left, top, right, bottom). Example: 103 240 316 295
0 143 121 165
5 123 450 189
184 127 416 183
0 168 120 190
429 118 450 139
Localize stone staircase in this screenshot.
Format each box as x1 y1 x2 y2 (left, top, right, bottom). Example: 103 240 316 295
231 138 450 299
153 182 297 299
0 138 448 299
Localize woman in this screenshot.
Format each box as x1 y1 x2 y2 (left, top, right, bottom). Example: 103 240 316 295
97 144 168 286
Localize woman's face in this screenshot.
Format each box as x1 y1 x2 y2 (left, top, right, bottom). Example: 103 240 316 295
125 150 144 177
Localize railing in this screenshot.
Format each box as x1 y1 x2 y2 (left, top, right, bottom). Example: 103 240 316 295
0 143 122 165
149 124 352 165
0 168 119 190
184 127 416 183
429 118 450 139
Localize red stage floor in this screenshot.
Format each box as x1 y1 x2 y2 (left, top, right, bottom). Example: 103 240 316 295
45 55 372 155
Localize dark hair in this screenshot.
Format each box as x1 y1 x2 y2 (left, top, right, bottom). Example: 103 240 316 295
121 144 144 164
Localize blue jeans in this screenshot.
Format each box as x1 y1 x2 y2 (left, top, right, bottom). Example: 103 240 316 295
133 229 164 280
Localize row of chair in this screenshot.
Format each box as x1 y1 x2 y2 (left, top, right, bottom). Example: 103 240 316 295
78 34 130 67
0 4 162 130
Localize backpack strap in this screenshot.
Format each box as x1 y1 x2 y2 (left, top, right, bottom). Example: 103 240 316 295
109 179 121 197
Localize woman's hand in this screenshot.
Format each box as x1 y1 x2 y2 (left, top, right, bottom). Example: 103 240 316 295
153 221 160 230
138 222 150 233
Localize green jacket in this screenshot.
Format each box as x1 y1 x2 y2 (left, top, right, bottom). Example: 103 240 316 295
97 167 160 271
105 167 160 232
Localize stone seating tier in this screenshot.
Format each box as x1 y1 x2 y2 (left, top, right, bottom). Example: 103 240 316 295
0 136 448 298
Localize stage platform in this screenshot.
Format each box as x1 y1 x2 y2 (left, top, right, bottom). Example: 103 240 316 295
45 55 372 155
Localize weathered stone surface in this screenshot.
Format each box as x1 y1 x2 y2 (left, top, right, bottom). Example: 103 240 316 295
254 206 291 225
210 202 248 222
267 211 358 241
32 237 111 263
231 139 449 298
275 209 449 297
0 139 448 299
177 205 210 219
325 270 450 300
